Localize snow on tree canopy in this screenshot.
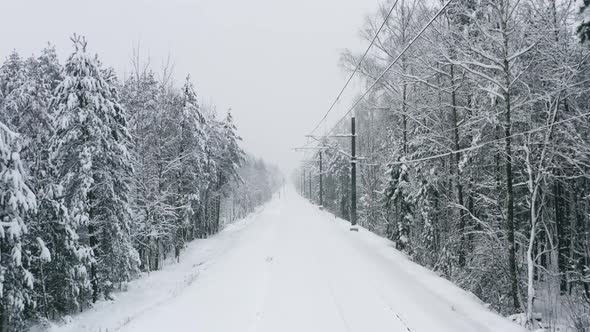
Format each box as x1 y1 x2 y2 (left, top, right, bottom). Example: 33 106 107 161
0 121 36 241
0 120 37 324
51 35 139 303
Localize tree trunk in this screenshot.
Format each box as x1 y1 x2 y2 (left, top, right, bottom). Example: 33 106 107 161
554 179 568 293
502 17 519 309
450 64 468 267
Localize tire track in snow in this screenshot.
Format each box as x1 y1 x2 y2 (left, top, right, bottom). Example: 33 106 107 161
369 282 413 332
305 208 354 332
246 204 281 332
326 286 354 332
299 200 411 332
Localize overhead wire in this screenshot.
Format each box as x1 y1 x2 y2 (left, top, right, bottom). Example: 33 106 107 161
308 0 401 137
321 0 455 138
376 111 590 167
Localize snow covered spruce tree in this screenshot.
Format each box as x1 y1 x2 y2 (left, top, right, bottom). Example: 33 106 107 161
219 110 245 187
50 36 139 304
384 157 414 252
211 110 245 231
170 75 206 260
0 52 26 127
0 45 94 320
0 122 37 331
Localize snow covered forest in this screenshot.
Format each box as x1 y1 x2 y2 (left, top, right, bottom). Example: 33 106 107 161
297 0 590 330
0 37 281 331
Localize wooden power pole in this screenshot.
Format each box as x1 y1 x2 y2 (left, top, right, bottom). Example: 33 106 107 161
351 117 358 231
302 170 305 198
319 151 323 207
308 170 312 202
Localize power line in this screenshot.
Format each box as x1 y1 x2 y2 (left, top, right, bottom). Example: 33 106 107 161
321 0 455 138
303 111 590 169
381 111 590 167
308 0 401 137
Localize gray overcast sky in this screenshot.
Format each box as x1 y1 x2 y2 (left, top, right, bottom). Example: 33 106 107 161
0 0 382 172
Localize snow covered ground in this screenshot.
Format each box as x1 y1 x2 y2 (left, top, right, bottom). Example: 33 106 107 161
38 203 269 332
44 187 526 332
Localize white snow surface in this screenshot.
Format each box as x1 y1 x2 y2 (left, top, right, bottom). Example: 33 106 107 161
45 187 526 332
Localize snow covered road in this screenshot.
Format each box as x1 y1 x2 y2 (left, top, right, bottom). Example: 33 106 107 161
55 188 526 332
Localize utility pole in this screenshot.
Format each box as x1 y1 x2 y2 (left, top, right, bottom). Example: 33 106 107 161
319 151 323 208
351 116 358 231
293 147 326 200
308 170 312 203
302 170 305 198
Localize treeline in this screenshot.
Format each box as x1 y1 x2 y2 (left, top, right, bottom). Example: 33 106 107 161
0 36 279 331
299 0 590 330
224 155 282 223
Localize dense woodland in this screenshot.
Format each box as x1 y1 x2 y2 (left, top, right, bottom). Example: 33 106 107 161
0 37 281 331
298 0 590 330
